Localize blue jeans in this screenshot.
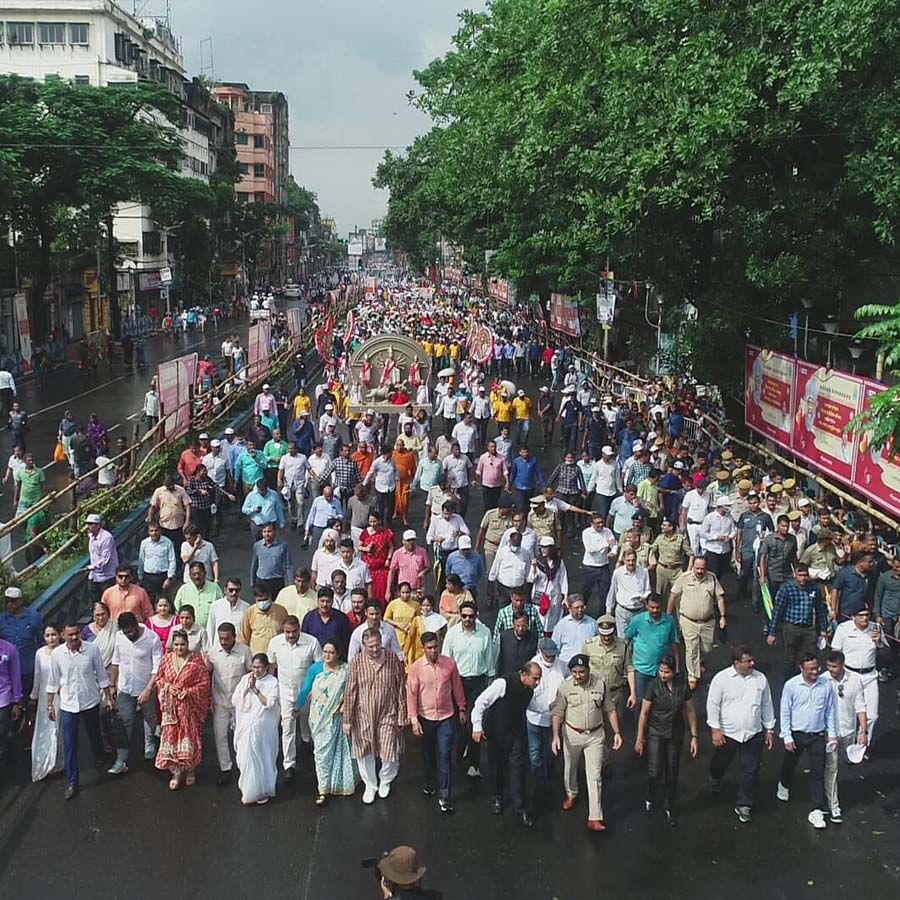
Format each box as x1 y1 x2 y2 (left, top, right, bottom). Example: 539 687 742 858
526 721 552 787
514 419 530 448
634 671 655 706
420 715 456 799
62 706 104 787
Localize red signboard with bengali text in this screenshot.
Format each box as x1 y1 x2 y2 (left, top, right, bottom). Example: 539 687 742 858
247 322 271 382
744 346 795 447
791 361 864 486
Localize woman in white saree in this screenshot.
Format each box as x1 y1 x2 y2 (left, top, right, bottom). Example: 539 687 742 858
232 652 280 805
30 624 64 781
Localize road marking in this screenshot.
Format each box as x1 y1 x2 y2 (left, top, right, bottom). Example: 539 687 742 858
126 413 141 421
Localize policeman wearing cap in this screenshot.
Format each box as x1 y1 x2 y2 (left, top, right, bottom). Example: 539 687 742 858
552 653 622 831
729 478 753 522
582 613 628 766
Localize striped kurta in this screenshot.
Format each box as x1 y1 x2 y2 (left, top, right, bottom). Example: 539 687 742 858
343 650 408 761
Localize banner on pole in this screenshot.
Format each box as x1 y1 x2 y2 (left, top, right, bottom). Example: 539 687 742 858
744 346 795 447
247 322 271 382
157 353 198 441
13 292 32 372
286 307 303 350
549 293 581 337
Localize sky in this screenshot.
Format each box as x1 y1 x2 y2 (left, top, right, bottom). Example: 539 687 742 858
167 0 486 237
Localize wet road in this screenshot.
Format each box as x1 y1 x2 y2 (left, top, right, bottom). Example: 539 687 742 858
1 366 898 900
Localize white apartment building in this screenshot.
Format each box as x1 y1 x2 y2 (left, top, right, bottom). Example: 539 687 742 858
0 1 212 327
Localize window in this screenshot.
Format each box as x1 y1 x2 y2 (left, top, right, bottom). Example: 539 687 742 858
235 132 248 145
260 103 272 114
74 75 90 85
142 231 162 256
237 162 249 175
8 22 35 45
236 192 249 204
253 134 265 149
255 192 266 203
69 23 89 45
38 22 66 45
253 163 265 178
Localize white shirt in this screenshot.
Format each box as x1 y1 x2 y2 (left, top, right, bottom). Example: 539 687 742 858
336 558 372 592
831 621 880 681
443 454 472 489
348 621 404 661
527 654 568 726
308 453 330 481
472 396 491 419
221 339 234 358
471 676 510 732
682 490 711 524
605 565 651 612
311 548 341 588
208 641 252 709
699 510 737 555
365 457 398 492
206 597 250 645
426 514 470 552
48 642 110 713
0 370 17 392
95 455 117 487
180 539 219 582
706 665 776 742
824 669 866 737
266 633 322 700
451 422 477 454
488 543 533 587
111 627 162 696
497 526 538 558
582 526 617 568
439 394 457 418
587 459 620 497
202 452 229 488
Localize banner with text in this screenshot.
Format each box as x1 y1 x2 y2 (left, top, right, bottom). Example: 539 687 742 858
791 361 864 486
286 307 303 350
744 346 794 446
855 381 900 513
549 293 581 337
157 353 198 441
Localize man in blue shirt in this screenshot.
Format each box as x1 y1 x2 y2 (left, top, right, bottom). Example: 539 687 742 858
509 446 545 514
241 478 286 542
777 653 838 829
445 536 485 599
303 484 344 549
0 587 42 697
830 553 873 620
624 596 679 704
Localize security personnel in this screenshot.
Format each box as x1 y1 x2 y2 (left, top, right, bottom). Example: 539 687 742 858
782 478 801 512
729 478 753 522
527 496 559 545
667 557 726 690
475 496 515 600
767 482 790 517
648 518 692 600
582 614 627 766
551 653 623 832
735 491 773 606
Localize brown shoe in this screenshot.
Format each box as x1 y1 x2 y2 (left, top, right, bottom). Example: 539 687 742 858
586 819 606 832
561 796 576 811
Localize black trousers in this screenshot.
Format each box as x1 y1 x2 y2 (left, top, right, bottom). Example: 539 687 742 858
581 565 611 620
192 507 213 538
89 577 115 604
782 622 817 681
487 731 528 813
647 734 683 811
709 731 764 809
483 485 502 511
780 730 827 811
161 527 184 550
375 490 395 526
704 551 730 581
141 571 168 603
456 675 486 770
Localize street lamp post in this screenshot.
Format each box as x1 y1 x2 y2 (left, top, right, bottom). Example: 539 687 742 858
800 296 814 359
822 317 838 368
848 342 864 374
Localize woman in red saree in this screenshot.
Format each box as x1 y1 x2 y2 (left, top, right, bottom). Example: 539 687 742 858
358 512 395 606
155 630 210 790
391 439 417 527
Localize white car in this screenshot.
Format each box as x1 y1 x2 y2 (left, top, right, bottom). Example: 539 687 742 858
284 283 302 298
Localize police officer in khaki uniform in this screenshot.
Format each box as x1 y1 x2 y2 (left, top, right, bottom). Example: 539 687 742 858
582 613 627 766
551 653 623 832
527 496 560 546
649 518 691 600
707 470 731 504
782 478 801 512
729 478 753 523
767 482 790 517
475 496 514 603
667 556 726 690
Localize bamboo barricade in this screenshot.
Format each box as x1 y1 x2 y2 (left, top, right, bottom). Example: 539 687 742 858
565 346 900 534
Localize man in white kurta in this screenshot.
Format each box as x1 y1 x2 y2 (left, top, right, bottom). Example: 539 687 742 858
267 615 322 779
207 622 252 784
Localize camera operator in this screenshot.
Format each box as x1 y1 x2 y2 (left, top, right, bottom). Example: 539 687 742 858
377 846 439 898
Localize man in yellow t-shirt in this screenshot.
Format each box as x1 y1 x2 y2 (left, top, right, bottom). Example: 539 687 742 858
433 340 446 367
292 387 312 421
511 389 532 447
422 338 434 358
493 392 514 429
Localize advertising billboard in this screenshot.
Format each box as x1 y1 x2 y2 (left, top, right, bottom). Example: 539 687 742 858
549 293 581 337
157 353 198 441
744 346 795 447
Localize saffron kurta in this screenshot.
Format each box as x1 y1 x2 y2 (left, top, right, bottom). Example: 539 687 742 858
391 449 417 519
342 651 408 761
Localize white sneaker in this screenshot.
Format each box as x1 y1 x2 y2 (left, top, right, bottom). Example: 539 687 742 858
107 759 128 776
362 786 376 804
808 809 826 829
467 766 481 778
776 783 790 802
378 781 391 799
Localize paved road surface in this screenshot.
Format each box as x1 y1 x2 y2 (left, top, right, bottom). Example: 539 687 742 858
1 366 898 900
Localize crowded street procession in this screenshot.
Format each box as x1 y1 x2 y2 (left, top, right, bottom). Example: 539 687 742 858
1 271 896 854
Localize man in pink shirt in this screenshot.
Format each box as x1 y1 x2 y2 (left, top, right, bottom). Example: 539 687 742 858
475 439 510 512
387 530 430 597
407 631 467 813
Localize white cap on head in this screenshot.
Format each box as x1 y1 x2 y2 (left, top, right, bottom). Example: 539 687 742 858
716 496 733 507
539 536 555 547
402 529 417 541
4 587 23 599
673 460 685 470
632 441 644 452
225 427 235 435
517 389 525 397
602 445 614 455
210 439 221 447
366 408 375 415
262 383 271 390
86 513 103 524
199 433 209 440
325 403 334 410
458 535 472 549
540 385 549 392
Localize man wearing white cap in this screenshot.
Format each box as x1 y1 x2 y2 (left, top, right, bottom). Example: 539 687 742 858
445 535 485 599
254 383 277 420
472 385 492 448
86 514 119 603
387 530 430 597
699 496 737 581
587 446 622 522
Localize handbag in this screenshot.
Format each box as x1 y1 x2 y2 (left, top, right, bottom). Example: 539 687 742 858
538 592 552 616
102 709 129 750
53 441 66 463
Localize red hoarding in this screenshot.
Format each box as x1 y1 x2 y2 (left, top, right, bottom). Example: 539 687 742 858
791 361 864 486
549 293 581 337
744 346 794 446
854 381 900 513
247 322 271 382
157 353 198 441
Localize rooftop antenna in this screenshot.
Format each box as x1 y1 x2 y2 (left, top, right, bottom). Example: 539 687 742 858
200 36 216 82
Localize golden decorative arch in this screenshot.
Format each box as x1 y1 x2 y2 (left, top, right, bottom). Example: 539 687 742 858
346 334 433 415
